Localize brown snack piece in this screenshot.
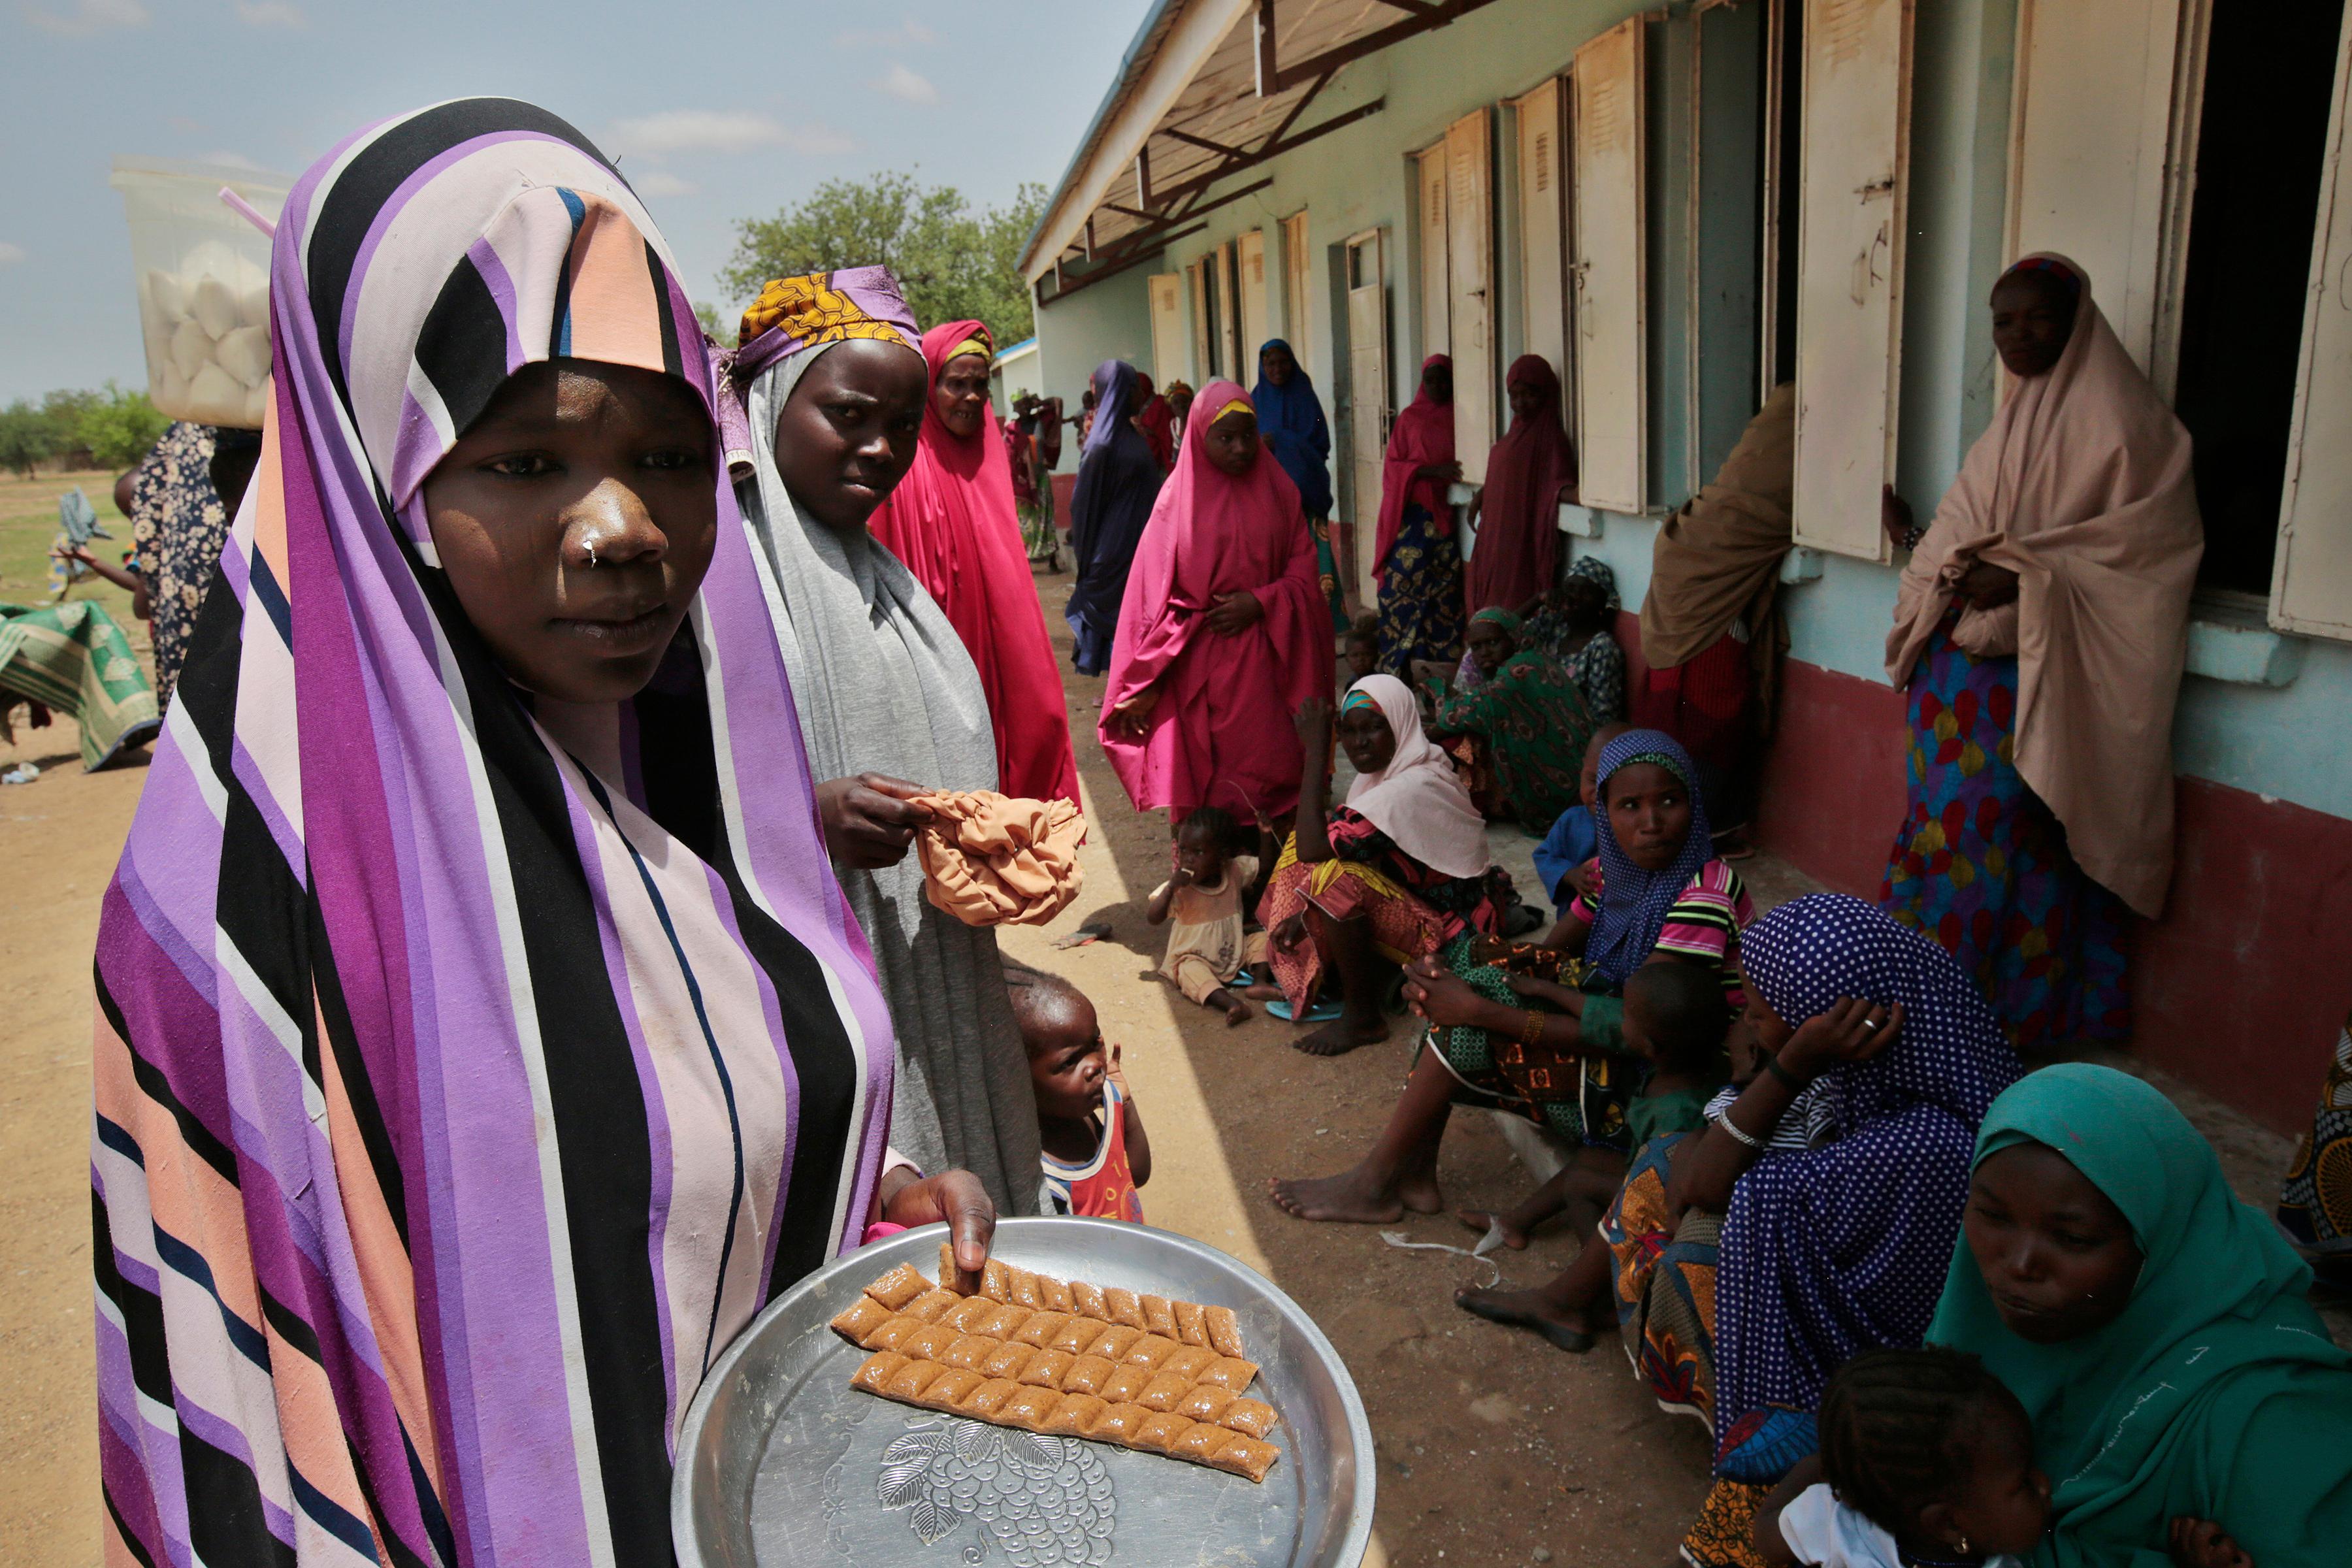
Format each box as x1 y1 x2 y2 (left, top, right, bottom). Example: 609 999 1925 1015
943 1296 1000 1335
1205 1434 1279 1483
1160 1346 1217 1384
1171 1423 1235 1464
1017 1349 1075 1389
883 1359 945 1401
937 1334 998 1371
975 1304 1031 1341
1091 1402 1151 1444
978 1259 1013 1301
1098 1365 1152 1405
1176 1384 1237 1422
955 1378 1021 1419
1011 1311 1071 1348
859 1315 922 1352
830 1296 893 1343
1036 1275 1075 1314
1060 1355 1115 1396
917 1368 985 1410
851 1350 909 1393
936 1241 965 1293
1102 1288 1146 1330
1130 1412 1192 1454
979 1342 1037 1380
1043 1394 1107 1437
1068 1281 1110 1320
1140 1294 1180 1339
1136 1371 1194 1412
1122 1334 1183 1371
998 1384 1060 1431
1203 1305 1246 1360
1220 1397 1278 1439
1083 1324 1143 1362
897 1324 956 1362
1005 1267 1044 1309
1049 1316 1110 1356
1172 1299 1208 1348
1200 1356 1260 1392
900 1289 960 1324
866 1262 932 1311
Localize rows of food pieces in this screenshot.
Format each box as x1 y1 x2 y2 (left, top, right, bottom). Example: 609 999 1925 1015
883 1248 1250 1361
847 1350 1280 1482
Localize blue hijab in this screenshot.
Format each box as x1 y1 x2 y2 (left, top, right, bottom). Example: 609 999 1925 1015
1584 729 1712 985
1082 359 1136 459
1250 338 1332 516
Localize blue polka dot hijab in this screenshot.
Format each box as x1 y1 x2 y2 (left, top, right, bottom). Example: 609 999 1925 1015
1584 728 1712 985
1710 894 2025 1484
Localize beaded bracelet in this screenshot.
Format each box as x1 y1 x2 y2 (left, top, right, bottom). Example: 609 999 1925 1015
1712 1111 1765 1151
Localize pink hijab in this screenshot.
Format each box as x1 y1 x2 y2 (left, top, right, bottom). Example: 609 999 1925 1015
1099 380 1330 818
1886 255 2201 918
1375 353 1456 581
1342 674 1492 878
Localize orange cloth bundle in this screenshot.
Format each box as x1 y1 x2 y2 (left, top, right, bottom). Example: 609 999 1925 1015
911 790 1086 927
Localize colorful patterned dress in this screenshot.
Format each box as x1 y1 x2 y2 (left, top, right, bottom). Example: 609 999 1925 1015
127 419 231 707
2279 1006 2352 1279
1430 648 1597 828
1375 503 1466 676
0 599 160 768
1257 809 1501 1015
1879 617 2130 1049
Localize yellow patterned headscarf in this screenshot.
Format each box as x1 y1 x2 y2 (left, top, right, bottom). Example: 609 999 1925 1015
946 335 991 361
735 268 920 355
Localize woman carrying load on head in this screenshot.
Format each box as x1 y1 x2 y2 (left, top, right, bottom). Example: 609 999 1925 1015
1880 255 2200 1050
1065 360 1164 677
91 100 996 1568
867 319 1080 804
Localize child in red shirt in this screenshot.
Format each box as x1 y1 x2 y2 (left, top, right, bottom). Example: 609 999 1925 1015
1005 962 1152 1221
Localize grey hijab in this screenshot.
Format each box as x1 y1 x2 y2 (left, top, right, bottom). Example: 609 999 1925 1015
738 343 1043 1214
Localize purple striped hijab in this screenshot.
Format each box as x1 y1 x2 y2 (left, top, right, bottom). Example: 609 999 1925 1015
91 99 896 1566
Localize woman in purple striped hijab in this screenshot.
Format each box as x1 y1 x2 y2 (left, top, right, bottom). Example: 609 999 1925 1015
88 99 993 1567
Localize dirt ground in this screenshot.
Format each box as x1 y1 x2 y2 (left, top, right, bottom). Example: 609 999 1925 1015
5 547 2326 1568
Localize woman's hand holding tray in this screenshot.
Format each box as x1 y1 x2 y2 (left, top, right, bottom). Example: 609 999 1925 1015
828 1250 1281 1483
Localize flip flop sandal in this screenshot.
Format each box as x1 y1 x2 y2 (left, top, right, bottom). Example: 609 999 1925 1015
1267 998 1343 1023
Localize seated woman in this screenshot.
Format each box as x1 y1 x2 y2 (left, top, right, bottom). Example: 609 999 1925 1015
1667 896 2023 1568
1425 606 1597 828
1268 730 1744 1222
1930 1064 2352 1568
1522 556 1626 723
1258 677 1499 1057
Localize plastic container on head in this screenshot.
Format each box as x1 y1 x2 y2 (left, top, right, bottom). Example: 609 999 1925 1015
108 157 292 431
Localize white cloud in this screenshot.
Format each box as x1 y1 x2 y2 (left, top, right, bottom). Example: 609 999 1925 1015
876 63 938 105
835 20 935 48
0 242 26 266
232 0 304 25
630 171 696 199
607 109 853 158
22 0 150 37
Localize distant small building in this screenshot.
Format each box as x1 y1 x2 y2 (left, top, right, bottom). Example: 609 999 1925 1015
1019 0 2352 1133
989 335 1041 419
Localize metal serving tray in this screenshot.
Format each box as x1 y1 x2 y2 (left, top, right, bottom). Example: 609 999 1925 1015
673 1217 1375 1568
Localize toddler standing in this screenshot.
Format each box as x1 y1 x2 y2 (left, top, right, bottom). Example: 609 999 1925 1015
1005 962 1152 1221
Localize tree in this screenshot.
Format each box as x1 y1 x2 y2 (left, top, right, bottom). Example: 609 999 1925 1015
0 400 58 480
720 172 1047 346
76 383 169 470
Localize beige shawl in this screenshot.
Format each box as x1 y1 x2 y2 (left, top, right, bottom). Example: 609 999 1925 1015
1885 256 2201 919
1640 384 1798 728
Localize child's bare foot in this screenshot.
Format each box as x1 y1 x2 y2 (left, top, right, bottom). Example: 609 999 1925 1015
1267 1162 1442 1223
1293 1017 1388 1056
1241 982 1284 1000
1455 1208 1531 1249
1213 994 1253 1028
1452 1284 1612 1352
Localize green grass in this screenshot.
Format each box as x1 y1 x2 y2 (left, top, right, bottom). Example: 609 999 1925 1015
0 468 145 635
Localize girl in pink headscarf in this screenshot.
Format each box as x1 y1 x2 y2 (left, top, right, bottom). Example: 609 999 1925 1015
1100 381 1330 823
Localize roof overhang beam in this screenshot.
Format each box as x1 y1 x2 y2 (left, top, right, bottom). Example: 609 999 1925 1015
1254 0 1508 96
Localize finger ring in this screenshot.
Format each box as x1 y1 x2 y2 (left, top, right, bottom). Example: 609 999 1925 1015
1863 1018 1880 1030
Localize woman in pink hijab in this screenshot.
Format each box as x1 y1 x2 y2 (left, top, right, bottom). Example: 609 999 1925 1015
1100 380 1330 823
870 319 1081 804
1879 254 2200 1048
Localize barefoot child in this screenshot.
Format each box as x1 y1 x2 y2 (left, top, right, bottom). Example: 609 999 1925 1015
1147 806 1280 1026
1006 962 1152 1220
1755 1348 2048 1568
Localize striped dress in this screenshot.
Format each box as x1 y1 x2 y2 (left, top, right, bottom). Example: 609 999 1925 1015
91 100 899 1567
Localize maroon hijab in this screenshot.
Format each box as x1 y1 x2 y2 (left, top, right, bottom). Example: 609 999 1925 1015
1465 354 1576 613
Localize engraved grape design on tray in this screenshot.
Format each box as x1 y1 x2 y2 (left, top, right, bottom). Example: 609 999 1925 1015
878 1416 1116 1565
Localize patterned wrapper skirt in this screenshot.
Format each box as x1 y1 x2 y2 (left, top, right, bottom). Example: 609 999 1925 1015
0 600 161 769
1375 504 1465 676
1259 841 1450 1014
2280 1008 2352 1276
1308 514 1348 632
1604 1132 1721 1426
1019 496 1059 564
1426 940 1639 1149
1878 621 2129 1050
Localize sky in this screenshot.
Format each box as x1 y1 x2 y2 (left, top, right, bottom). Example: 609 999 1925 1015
0 0 1149 402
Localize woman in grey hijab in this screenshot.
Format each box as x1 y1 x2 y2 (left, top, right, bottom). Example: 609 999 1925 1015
723 267 1042 1213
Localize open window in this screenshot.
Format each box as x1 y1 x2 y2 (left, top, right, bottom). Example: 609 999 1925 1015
1149 272 1187 389
1573 16 1648 515
1237 227 1269 368
1416 142 1450 363
1445 108 1497 483
1186 259 1213 385
1512 78 1571 423
1282 210 1312 363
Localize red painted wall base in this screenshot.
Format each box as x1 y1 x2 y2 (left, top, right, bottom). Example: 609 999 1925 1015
1749 654 2345 1134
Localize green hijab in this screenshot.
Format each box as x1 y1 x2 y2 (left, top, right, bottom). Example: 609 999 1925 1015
1927 1065 2352 1567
